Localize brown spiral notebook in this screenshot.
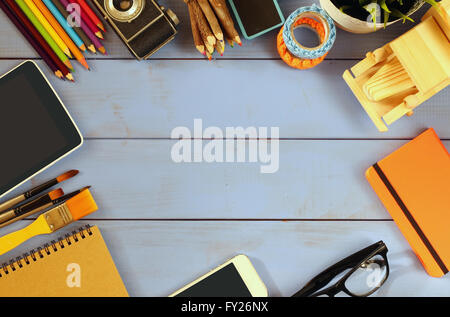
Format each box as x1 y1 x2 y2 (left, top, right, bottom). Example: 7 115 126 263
0 225 128 297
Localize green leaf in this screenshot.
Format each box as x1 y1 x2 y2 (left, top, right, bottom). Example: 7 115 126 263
383 10 390 27
390 8 414 23
379 0 391 13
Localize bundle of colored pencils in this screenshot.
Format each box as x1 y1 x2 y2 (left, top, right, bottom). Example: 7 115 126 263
184 0 241 60
0 0 107 82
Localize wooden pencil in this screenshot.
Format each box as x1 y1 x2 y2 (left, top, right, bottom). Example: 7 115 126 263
209 0 241 46
24 0 72 57
190 0 216 46
42 0 85 51
60 0 106 54
50 0 95 53
197 0 223 42
33 0 89 69
0 1 62 79
67 0 103 39
187 1 205 56
215 38 225 56
14 0 74 70
74 0 105 32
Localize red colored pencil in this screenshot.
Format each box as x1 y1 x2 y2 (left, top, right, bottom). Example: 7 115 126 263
74 0 105 32
60 0 106 54
0 1 62 79
4 0 73 81
67 0 103 39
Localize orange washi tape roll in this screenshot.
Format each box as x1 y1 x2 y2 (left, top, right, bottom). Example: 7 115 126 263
277 6 336 69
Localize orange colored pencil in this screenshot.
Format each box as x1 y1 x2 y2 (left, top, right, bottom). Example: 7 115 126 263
74 0 105 32
32 0 89 70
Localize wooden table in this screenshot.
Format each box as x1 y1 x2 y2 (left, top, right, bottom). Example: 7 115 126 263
0 0 449 296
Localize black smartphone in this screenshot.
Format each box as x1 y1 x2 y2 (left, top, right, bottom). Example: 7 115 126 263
170 255 268 297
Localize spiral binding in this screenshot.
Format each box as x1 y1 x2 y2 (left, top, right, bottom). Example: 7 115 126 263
0 225 93 278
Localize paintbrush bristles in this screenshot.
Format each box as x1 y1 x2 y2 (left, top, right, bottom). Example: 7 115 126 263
65 189 98 220
49 188 64 200
56 169 79 182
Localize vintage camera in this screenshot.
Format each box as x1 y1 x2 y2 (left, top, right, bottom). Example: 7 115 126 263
92 0 179 60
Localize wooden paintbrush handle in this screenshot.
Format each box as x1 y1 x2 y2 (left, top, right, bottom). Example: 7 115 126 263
0 217 50 256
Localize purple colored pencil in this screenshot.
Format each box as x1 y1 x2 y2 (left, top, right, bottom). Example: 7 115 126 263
59 0 106 54
0 0 62 78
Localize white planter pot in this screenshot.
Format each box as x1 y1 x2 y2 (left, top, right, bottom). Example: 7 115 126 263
320 0 424 33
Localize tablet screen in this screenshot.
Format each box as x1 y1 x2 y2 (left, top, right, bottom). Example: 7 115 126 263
0 61 82 196
231 0 283 37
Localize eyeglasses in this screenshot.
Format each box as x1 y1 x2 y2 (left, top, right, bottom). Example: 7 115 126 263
293 241 389 297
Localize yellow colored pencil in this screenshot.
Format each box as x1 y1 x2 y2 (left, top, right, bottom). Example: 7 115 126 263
24 0 72 57
32 0 89 69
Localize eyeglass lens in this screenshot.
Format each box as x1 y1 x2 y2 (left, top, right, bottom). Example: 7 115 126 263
344 254 387 296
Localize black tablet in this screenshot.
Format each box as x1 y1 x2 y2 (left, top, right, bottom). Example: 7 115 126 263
0 61 83 197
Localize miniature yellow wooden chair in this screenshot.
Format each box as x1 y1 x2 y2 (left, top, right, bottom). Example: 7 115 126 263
343 0 450 132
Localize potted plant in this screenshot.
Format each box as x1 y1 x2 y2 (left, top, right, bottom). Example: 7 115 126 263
320 0 436 33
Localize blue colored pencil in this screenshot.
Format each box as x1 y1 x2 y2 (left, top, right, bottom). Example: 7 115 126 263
42 0 85 51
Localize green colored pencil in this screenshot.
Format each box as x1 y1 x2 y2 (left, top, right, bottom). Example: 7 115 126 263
15 0 73 70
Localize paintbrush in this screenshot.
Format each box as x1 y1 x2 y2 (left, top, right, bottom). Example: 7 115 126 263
0 188 64 227
0 189 98 256
0 186 91 229
0 170 79 213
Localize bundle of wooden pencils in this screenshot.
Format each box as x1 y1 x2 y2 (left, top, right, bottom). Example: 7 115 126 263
184 0 241 60
0 0 108 82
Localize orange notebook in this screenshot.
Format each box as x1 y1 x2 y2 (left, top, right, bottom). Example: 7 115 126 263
0 225 128 296
366 128 450 277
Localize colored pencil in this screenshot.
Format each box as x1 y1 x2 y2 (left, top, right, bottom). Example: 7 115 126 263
23 0 72 57
49 0 95 53
67 0 103 39
42 0 85 51
5 0 73 79
60 0 105 54
74 0 105 32
15 0 73 70
33 0 89 69
0 1 62 79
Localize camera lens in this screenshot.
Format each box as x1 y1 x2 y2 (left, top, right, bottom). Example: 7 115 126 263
113 0 133 12
105 0 144 22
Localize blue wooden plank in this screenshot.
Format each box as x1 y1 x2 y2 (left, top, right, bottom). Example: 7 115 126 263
1 139 448 220
0 59 447 139
0 220 448 296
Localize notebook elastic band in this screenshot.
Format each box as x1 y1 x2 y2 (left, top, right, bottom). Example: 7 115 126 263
373 163 448 274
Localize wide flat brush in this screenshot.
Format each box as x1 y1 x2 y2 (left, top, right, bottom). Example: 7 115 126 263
0 189 98 256
0 170 78 213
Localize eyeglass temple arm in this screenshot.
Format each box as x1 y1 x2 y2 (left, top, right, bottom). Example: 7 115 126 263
292 241 385 297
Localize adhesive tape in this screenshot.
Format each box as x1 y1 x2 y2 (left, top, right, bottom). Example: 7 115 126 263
278 5 336 69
